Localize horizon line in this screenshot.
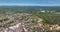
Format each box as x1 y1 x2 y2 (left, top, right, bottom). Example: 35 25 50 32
0 3 60 6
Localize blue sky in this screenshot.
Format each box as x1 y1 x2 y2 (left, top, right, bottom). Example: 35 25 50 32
0 0 60 6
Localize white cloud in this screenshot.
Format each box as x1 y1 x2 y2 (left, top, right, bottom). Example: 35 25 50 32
0 3 60 6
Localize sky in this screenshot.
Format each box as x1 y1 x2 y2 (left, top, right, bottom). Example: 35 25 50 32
0 0 60 6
